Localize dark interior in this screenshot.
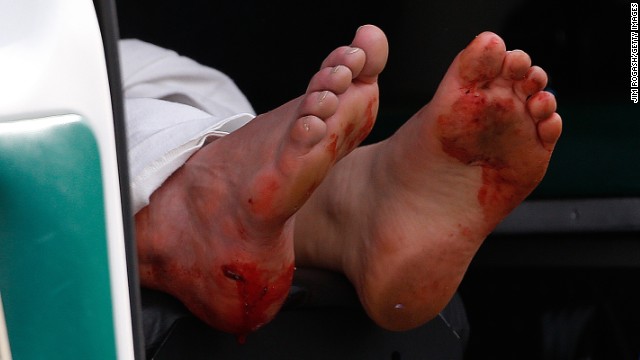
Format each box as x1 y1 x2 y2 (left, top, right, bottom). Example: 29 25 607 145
114 0 640 358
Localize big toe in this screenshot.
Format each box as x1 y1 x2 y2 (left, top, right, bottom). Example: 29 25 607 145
319 24 388 84
458 31 507 84
350 24 389 83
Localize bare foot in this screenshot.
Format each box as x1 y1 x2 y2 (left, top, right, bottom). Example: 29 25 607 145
294 31 562 331
134 25 388 340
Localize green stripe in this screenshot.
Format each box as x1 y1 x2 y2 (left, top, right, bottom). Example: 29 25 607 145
0 115 116 359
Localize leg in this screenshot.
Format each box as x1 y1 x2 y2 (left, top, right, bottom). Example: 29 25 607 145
134 25 388 340
294 31 562 331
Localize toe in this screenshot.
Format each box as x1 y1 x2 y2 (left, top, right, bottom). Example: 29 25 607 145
537 112 562 151
527 90 557 122
516 66 548 99
307 64 354 95
501 50 531 81
458 31 507 84
350 24 389 83
320 46 366 79
288 115 328 153
319 25 389 85
298 90 340 119
286 88 339 156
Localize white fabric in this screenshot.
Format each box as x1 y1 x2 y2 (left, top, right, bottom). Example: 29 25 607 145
119 39 256 213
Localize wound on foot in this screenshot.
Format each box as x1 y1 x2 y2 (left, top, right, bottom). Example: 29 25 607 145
437 91 533 221
219 262 294 343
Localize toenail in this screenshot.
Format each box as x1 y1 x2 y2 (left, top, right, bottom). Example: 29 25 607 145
331 65 341 74
346 47 361 55
319 90 329 102
303 120 310 132
394 303 404 310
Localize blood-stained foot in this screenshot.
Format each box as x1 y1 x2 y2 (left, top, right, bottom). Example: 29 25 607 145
134 25 388 341
294 31 562 331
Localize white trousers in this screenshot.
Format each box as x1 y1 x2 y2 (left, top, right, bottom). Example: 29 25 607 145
119 39 256 213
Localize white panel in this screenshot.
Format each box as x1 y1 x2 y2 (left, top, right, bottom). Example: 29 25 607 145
0 1 135 359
